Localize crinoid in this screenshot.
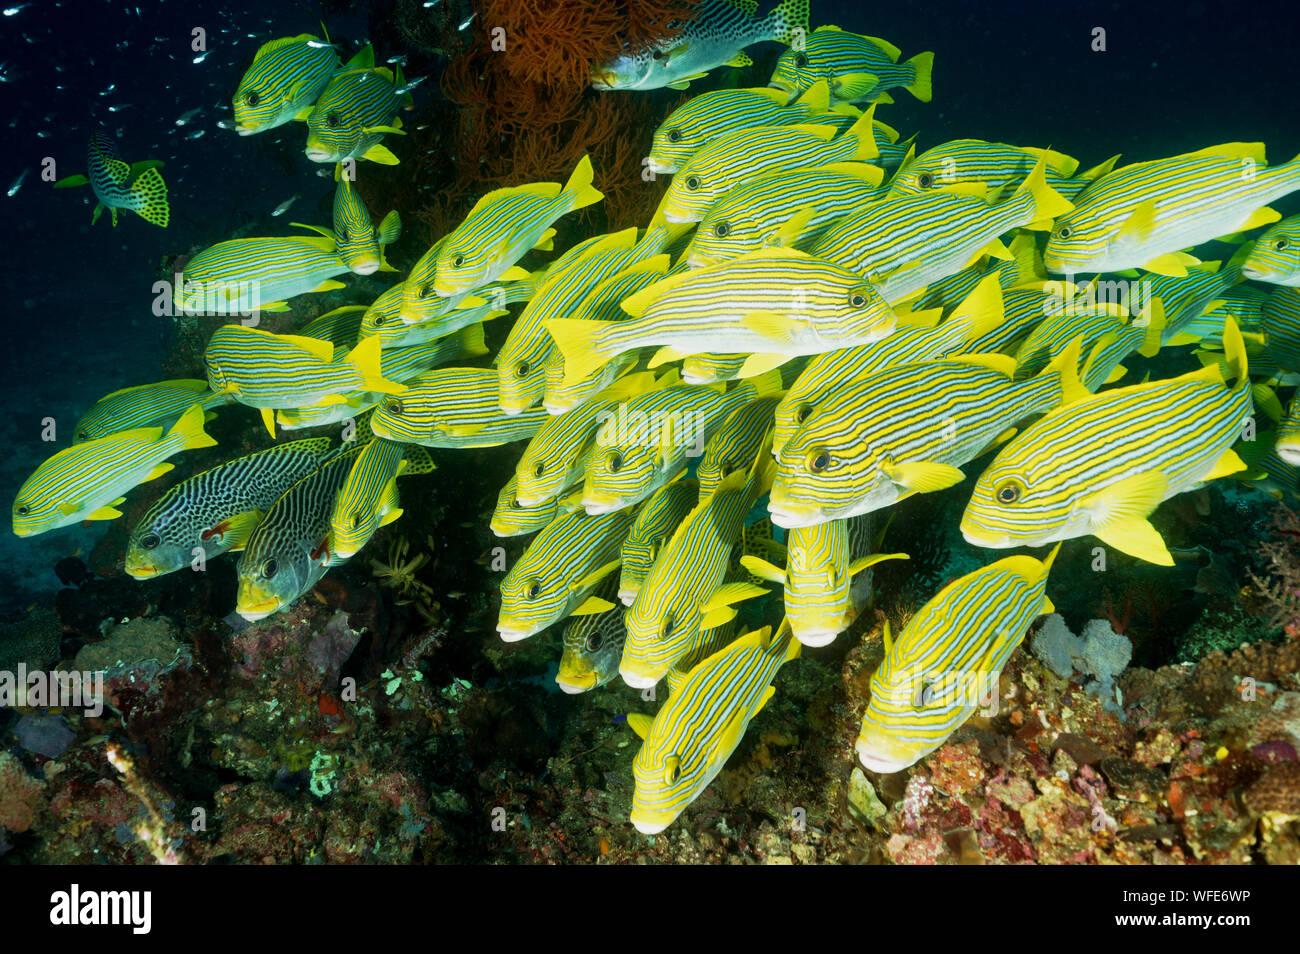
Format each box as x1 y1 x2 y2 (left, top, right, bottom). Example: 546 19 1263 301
371 536 436 605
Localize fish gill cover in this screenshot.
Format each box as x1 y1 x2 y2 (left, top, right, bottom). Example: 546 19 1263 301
0 0 1298 868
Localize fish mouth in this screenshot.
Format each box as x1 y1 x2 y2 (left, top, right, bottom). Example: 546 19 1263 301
124 562 160 580
790 624 842 648
350 261 380 276
237 599 282 622
854 734 921 774
683 253 713 270
617 588 638 607
511 490 545 508
645 158 676 175
305 147 334 162
235 125 260 137
767 501 822 530
662 211 699 225
497 620 537 643
590 71 621 90
629 809 673 835
556 671 596 694
619 665 659 690
582 497 620 516
542 400 571 416
1276 442 1300 467
958 520 1014 549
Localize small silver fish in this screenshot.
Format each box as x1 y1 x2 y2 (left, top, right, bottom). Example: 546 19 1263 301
175 107 202 126
7 167 27 196
270 193 302 217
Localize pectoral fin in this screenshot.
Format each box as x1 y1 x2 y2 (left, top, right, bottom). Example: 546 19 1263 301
881 460 965 493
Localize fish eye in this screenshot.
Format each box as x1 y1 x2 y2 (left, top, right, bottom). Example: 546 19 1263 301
516 361 530 378
585 632 603 652
1054 225 1073 240
16 505 29 515
796 403 813 423
532 462 545 478
326 111 341 128
453 255 465 267
507 497 521 510
140 532 160 550
420 283 432 299
714 220 731 238
246 91 260 107
917 681 936 707
78 430 90 440
524 579 541 600
666 128 681 143
794 52 809 68
608 450 624 473
807 448 831 473
684 175 701 191
385 398 404 415
664 757 681 785
996 481 1022 504
261 559 279 579
722 461 738 476
351 512 363 529
373 314 386 326
1278 239 1291 251
917 172 934 189
849 292 868 308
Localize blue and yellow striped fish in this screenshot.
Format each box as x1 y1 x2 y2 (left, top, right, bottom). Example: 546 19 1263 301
810 153 1072 303
75 379 230 443
1242 215 1300 287
514 372 660 508
768 26 933 104
371 368 548 448
743 515 908 647
14 404 216 537
547 247 897 387
961 317 1253 566
126 437 335 579
771 339 1087 529
685 162 885 267
497 505 638 642
433 156 604 297
305 45 412 164
581 370 783 515
556 577 626 694
540 260 672 415
618 478 700 606
498 230 652 415
1013 280 1159 386
647 80 846 174
886 139 1108 201
655 110 879 224
621 449 773 688
1261 286 1300 372
855 547 1057 773
771 272 1006 455
231 33 340 135
329 164 401 275
53 133 169 228
695 398 780 498
329 439 436 560
1045 143 1300 276
235 443 366 620
490 473 575 538
628 620 800 833
177 235 349 314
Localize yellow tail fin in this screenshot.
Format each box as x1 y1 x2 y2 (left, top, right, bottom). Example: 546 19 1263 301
1016 154 1073 228
168 402 218 450
563 154 605 212
545 318 615 387
904 51 934 102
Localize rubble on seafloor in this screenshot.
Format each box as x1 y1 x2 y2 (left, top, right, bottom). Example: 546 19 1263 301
2 564 1298 864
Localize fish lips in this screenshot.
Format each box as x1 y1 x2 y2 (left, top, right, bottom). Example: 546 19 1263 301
619 665 659 691
629 810 674 835
767 500 827 530
854 742 919 775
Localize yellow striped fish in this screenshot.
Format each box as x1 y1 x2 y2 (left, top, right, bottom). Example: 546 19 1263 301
1242 215 1300 286
743 515 908 647
547 247 896 387
1261 286 1300 372
126 437 335 579
655 110 879 224
498 230 651 415
177 235 349 314
617 478 699 607
620 449 773 688
1044 143 1300 276
236 443 366 620
961 317 1253 566
491 474 567 538
768 26 933 104
695 397 781 497
497 505 639 642
432 155 604 297
204 327 404 436
770 340 1087 529
399 236 539 327
514 372 660 508
1274 395 1300 467
855 546 1057 773
627 620 800 834
75 379 230 443
371 368 548 449
685 163 885 267
304 46 411 165
647 80 844 175
885 139 1107 200
771 272 1005 455
329 439 436 560
540 260 672 415
329 164 401 275
581 370 782 515
809 153 1072 303
231 33 340 135
14 404 216 537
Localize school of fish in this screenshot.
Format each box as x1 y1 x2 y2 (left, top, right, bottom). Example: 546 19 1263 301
26 3 1300 836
